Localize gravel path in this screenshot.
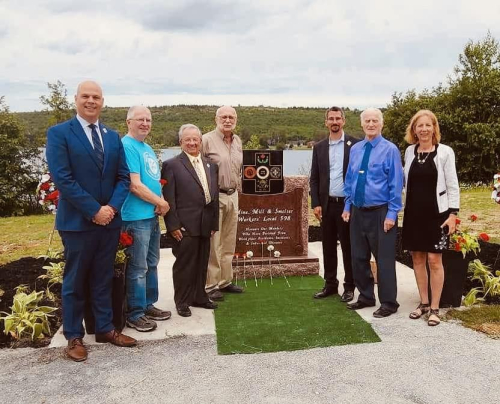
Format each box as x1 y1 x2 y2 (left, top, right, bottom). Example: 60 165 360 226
1 320 498 404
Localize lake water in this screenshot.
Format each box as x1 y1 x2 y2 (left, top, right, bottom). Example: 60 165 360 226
160 149 312 176
39 148 313 176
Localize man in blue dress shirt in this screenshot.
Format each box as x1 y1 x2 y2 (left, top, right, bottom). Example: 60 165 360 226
341 108 403 318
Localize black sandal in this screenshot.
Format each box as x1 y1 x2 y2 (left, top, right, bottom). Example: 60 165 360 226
428 309 440 326
409 303 430 319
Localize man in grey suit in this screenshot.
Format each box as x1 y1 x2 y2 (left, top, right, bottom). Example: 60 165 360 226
161 124 219 317
310 106 359 302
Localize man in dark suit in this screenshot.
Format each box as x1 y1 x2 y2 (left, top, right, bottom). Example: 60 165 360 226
161 124 219 317
310 106 359 302
46 81 137 362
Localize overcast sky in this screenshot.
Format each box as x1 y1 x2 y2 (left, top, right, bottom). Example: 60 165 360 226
1 0 499 112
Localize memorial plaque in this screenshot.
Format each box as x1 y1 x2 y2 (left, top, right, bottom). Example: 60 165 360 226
242 150 284 194
236 188 303 256
234 176 319 277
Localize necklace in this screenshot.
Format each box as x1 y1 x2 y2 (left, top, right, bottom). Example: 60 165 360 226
417 151 431 164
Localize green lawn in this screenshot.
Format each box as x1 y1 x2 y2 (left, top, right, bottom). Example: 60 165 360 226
446 305 500 338
0 214 62 265
214 276 380 354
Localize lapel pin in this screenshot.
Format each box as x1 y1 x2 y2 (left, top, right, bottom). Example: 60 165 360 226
103 127 108 134
207 163 210 168
347 140 351 146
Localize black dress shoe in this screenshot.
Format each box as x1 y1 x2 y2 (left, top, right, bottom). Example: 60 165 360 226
340 290 355 303
347 300 375 310
373 307 397 318
222 284 244 293
176 306 192 317
208 289 224 301
192 301 218 309
313 288 338 299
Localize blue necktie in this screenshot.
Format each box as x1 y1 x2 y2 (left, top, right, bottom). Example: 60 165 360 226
353 142 373 208
89 124 104 170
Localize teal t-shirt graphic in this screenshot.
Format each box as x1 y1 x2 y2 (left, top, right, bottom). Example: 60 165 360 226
121 135 162 221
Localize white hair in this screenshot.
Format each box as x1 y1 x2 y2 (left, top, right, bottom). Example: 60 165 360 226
360 107 383 123
215 105 237 117
178 124 202 141
127 105 150 120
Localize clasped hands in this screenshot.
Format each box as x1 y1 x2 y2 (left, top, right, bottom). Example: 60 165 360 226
93 205 116 226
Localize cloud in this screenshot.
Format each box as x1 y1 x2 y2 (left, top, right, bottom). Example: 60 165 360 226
1 0 500 112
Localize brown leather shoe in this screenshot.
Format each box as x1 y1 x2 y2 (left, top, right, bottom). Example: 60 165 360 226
65 338 87 362
95 329 137 347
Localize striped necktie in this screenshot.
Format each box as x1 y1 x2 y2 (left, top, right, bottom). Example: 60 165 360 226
89 123 104 170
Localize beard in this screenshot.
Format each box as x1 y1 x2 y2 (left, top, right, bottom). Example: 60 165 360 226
330 125 341 133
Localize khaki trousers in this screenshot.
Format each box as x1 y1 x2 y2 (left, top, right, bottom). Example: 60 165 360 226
206 191 238 291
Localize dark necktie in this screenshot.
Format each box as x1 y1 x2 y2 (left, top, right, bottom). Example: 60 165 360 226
353 142 373 207
89 123 104 170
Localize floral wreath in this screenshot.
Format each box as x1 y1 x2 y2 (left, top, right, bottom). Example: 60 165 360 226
36 173 59 214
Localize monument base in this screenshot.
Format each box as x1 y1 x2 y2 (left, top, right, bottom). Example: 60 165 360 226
232 255 319 278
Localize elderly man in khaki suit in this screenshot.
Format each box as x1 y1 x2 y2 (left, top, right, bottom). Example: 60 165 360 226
202 106 244 301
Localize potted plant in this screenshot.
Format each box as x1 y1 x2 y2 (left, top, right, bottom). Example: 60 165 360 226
438 215 489 307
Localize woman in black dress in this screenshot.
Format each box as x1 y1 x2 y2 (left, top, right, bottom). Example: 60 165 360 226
402 110 460 326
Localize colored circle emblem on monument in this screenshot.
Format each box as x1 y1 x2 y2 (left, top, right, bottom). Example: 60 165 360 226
244 166 257 179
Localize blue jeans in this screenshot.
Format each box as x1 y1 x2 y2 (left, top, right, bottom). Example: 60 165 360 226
122 217 160 321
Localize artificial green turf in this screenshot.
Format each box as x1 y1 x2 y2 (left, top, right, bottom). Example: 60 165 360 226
214 275 381 355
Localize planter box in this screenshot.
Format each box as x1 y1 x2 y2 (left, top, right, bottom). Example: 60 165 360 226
84 262 127 333
430 251 472 308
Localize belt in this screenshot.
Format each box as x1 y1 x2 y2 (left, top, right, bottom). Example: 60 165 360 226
220 188 236 195
358 204 387 211
328 196 345 203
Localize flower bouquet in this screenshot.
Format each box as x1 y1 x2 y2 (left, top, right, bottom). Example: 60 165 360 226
36 173 59 214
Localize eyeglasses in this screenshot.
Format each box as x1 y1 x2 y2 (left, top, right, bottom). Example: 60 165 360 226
130 118 152 123
217 115 236 121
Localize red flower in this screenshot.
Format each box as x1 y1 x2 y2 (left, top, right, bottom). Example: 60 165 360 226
454 243 461 251
479 233 490 242
455 218 461 225
159 179 167 186
45 190 59 201
41 182 50 191
119 232 133 247
470 214 478 222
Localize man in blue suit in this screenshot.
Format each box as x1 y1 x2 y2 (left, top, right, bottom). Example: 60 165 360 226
46 81 137 362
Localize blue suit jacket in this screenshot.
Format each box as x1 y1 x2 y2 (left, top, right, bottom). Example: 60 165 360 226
46 116 130 231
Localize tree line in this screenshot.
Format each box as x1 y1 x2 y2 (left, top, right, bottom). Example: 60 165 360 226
1 33 499 216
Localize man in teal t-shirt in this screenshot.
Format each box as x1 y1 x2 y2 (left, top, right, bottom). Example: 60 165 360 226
121 106 171 332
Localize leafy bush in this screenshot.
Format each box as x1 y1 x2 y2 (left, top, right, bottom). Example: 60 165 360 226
0 287 57 340
0 97 43 216
464 259 500 306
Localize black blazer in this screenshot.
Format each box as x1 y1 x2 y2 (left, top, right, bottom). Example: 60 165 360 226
162 152 219 238
310 134 359 213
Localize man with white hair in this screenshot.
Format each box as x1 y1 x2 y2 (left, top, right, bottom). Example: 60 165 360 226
162 124 219 317
121 106 171 332
342 108 404 318
202 106 244 301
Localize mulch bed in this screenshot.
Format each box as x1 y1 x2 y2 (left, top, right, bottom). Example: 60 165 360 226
0 257 62 348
